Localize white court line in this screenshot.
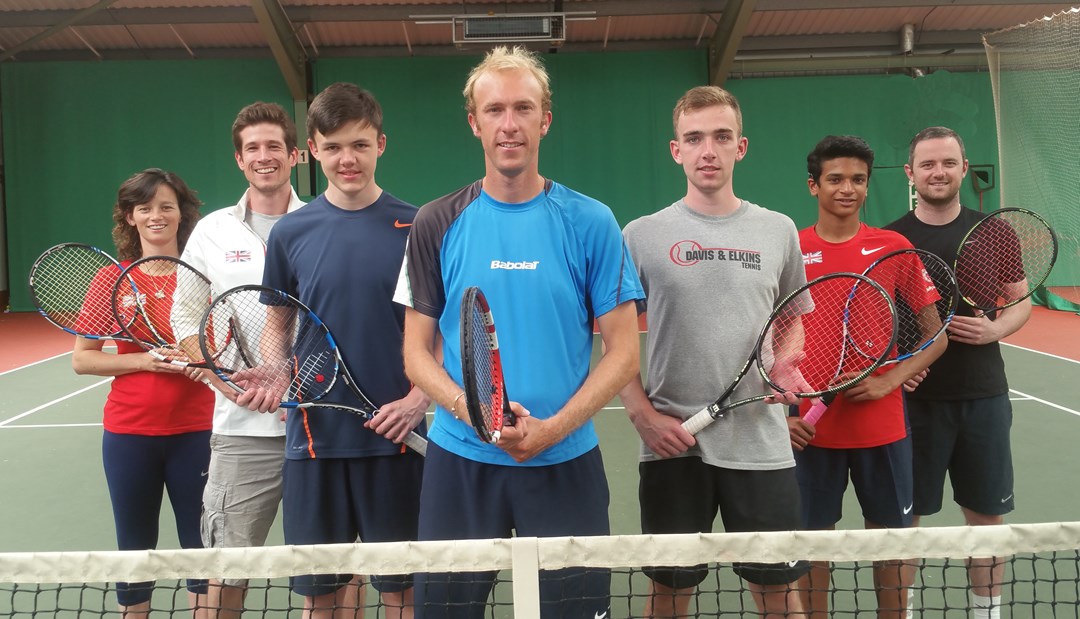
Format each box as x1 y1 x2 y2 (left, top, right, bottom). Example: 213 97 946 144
0 378 112 427
0 350 72 377
1010 388 1080 418
1 423 102 429
1003 342 1080 366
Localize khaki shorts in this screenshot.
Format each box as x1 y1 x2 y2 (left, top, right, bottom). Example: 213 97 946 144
201 434 285 585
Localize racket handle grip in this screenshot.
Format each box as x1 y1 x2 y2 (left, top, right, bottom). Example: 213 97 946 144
682 408 715 436
404 432 428 456
803 394 836 427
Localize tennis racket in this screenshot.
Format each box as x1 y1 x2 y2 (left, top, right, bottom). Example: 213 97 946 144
112 255 224 368
802 248 958 425
954 207 1058 313
682 272 897 436
199 285 427 455
28 243 131 341
460 286 514 444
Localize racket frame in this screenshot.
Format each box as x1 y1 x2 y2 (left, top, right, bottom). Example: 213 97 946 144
682 272 897 436
112 255 215 367
199 284 427 455
954 207 1058 312
460 286 513 444
28 243 129 341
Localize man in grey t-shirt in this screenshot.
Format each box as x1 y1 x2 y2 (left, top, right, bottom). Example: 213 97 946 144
620 86 808 618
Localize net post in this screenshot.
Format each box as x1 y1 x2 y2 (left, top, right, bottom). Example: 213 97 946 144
511 536 541 619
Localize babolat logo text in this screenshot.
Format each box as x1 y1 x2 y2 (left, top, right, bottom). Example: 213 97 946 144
490 260 540 270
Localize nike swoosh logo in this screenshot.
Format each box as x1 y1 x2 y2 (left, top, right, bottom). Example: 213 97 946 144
595 612 608 619
786 560 800 568
861 246 886 256
393 220 412 228
1001 494 1013 503
200 471 209 477
903 504 913 514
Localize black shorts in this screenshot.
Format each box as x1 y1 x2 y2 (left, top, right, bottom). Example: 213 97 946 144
908 394 1014 516
282 453 424 596
795 437 914 529
639 457 809 587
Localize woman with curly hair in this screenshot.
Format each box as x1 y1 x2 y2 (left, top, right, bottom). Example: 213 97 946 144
73 168 213 618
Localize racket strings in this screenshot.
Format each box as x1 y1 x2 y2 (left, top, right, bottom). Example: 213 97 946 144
872 252 955 358
762 276 895 394
32 246 122 336
464 302 500 434
205 289 336 404
956 210 1056 310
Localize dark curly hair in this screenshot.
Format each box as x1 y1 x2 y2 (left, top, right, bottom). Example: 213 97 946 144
111 168 202 261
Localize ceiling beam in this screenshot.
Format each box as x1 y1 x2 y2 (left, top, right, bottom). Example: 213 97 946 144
3 0 1069 27
707 0 757 86
0 0 121 62
249 0 308 101
730 51 988 73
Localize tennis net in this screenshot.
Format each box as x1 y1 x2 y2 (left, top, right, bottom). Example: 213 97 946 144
3 522 1080 618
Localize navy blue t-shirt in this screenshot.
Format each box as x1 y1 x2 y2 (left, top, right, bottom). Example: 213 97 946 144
263 191 422 459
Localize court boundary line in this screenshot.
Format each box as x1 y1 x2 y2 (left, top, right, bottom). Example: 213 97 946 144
0 378 111 427
1003 342 1080 365
1010 388 1080 417
0 351 72 377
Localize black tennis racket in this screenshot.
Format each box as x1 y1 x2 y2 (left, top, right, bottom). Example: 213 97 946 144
200 285 427 455
803 248 957 425
954 207 1057 313
460 286 514 444
112 255 223 368
28 243 131 342
681 272 897 436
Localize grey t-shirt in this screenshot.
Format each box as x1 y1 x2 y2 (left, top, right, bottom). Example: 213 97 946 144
623 199 806 470
244 208 285 244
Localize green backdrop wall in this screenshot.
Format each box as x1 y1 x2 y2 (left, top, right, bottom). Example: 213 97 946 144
2 51 999 311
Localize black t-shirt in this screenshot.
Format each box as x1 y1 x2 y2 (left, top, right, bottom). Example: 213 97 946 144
884 207 1009 400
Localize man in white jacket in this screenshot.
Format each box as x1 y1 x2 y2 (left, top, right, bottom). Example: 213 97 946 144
179 101 304 618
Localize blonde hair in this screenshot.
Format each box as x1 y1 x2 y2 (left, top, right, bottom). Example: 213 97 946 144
672 86 743 137
463 46 552 115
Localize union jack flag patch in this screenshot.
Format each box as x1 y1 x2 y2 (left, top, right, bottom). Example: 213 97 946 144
802 251 823 265
225 250 252 263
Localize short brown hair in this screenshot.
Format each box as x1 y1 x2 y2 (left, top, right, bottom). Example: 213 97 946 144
672 86 743 138
306 82 383 139
908 126 967 166
463 45 552 115
111 168 202 261
231 101 297 153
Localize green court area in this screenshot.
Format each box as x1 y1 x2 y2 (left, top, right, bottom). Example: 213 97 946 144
2 340 1079 554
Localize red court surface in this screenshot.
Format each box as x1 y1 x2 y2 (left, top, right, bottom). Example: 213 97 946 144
0 311 75 372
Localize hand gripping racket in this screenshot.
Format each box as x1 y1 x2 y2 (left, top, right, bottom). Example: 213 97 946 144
954 207 1058 313
682 272 897 436
460 286 514 443
112 255 224 368
28 243 129 341
200 285 427 456
803 248 958 425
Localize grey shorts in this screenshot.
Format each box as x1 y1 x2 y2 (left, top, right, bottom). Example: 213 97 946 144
201 434 285 584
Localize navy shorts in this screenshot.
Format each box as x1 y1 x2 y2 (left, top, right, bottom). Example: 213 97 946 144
795 436 914 530
414 442 610 619
639 457 809 587
282 452 424 596
102 430 211 606
908 394 1014 516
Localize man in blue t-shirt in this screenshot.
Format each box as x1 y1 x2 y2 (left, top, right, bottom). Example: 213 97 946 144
395 46 644 618
237 82 427 619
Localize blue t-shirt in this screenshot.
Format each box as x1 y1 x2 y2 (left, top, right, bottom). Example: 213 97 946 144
263 192 422 459
399 180 644 466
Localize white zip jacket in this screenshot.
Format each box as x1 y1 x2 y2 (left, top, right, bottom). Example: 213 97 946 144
179 189 306 436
